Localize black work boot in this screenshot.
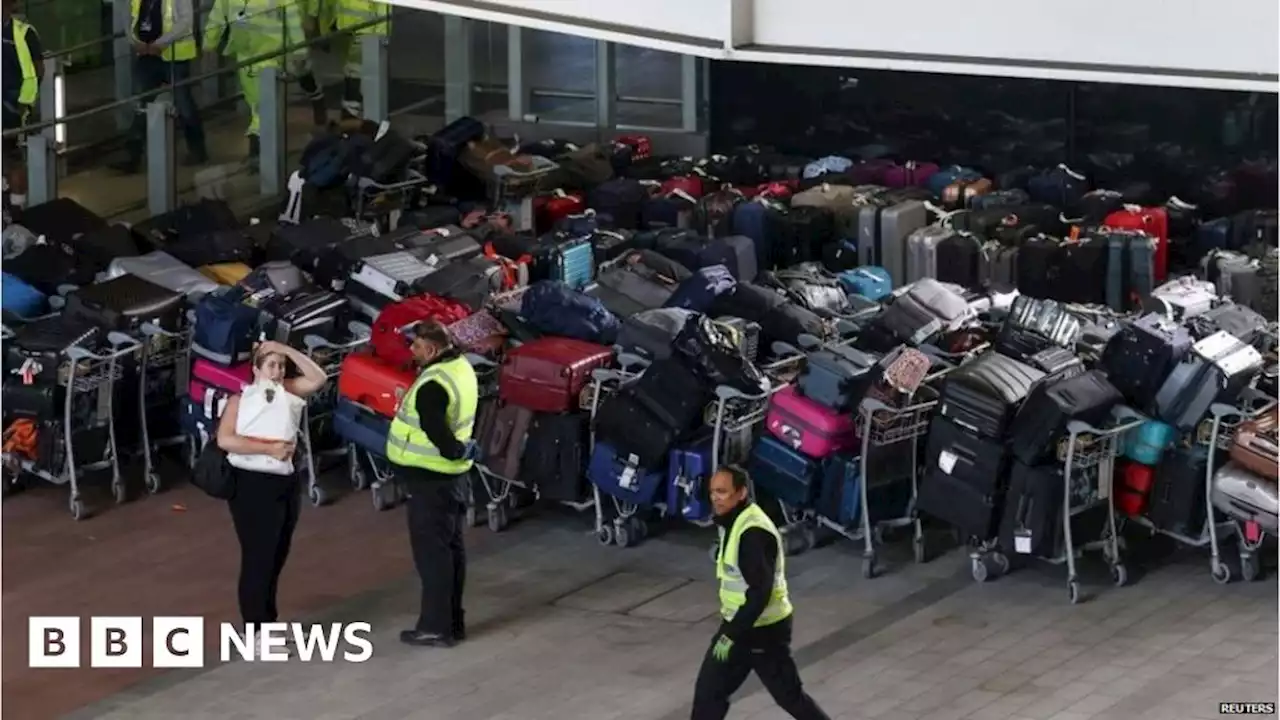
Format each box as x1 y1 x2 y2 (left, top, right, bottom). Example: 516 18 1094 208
399 630 456 648
246 134 260 173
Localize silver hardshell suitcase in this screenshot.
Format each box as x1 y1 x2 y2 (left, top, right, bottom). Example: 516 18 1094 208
1149 275 1217 320
858 201 931 287
102 251 220 299
349 250 443 303
1154 330 1264 430
1212 461 1279 534
905 224 952 283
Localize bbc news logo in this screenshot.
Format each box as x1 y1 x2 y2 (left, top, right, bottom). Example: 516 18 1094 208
29 617 373 668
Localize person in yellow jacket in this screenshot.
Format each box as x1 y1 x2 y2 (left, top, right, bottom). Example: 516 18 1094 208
204 0 328 165
109 0 207 173
329 0 389 120
2 0 43 207
386 320 479 649
692 466 831 720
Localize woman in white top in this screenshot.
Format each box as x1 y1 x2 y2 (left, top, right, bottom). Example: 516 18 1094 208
216 340 327 639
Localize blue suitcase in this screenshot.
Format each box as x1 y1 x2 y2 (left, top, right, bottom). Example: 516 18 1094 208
816 453 909 526
2 271 48 319
551 238 595 290
333 397 391 457
837 266 892 302
730 199 781 272
667 442 713 522
588 442 666 506
746 436 821 508
1120 419 1177 465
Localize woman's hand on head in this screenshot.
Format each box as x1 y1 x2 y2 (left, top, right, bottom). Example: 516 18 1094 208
256 340 291 357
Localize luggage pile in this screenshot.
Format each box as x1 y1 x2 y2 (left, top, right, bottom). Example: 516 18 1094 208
1 118 1276 598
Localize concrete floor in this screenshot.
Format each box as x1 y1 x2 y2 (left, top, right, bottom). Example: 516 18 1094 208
4 457 1276 720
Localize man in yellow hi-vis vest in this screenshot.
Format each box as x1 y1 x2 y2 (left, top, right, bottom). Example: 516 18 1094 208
692 467 831 720
203 0 328 165
109 0 207 173
330 0 388 120
386 320 479 649
2 0 43 208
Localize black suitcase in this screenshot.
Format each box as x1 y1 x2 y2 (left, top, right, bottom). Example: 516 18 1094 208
1186 303 1269 346
2 382 62 422
1099 313 1193 412
412 255 504 310
1016 235 1064 299
64 275 185 333
15 197 108 244
918 422 1006 542
628 357 710 435
999 461 1065 559
925 414 1011 497
5 240 98 294
132 200 242 257
1148 446 1218 537
1026 346 1084 376
263 290 348 346
67 224 142 271
766 205 835 267
617 308 697 361
587 179 648 230
520 413 588 503
1052 235 1110 305
593 389 679 471
939 352 1044 440
1009 370 1123 465
267 217 357 276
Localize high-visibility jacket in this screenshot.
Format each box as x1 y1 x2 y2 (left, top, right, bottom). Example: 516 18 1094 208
334 0 389 36
717 503 793 628
204 0 307 59
385 355 477 475
8 18 38 105
130 0 197 62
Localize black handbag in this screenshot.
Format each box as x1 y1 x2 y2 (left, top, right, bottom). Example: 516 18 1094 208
193 442 236 500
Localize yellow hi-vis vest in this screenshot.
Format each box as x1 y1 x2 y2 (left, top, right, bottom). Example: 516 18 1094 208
130 0 198 62
717 503 793 627
334 0 388 36
385 355 477 474
205 0 306 60
10 19 38 105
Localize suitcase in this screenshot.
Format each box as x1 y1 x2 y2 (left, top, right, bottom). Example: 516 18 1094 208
477 402 533 481
520 412 588 502
1200 249 1261 308
67 224 142 271
264 290 348 347
64 274 185 333
16 197 108 244
617 308 697 361
941 177 994 210
1154 331 1263 430
2 383 63 422
1148 446 1215 536
337 351 416 419
939 352 1044 440
747 435 822 508
1104 205 1169 283
765 385 858 459
667 442 713 522
797 343 879 413
1025 346 1083 376
1027 164 1089 211
190 292 265 365
369 294 472 369
714 316 761 363
413 255 508 310
587 252 685 317
1 272 48 319
1053 235 1111 305
593 388 682 471
1149 276 1217 320
103 251 220 299
498 337 612 413
858 201 931 287
1212 462 1279 535
1000 296 1082 350
200 262 253 286
1120 419 1177 465
1104 229 1156 312
918 451 1005 540
588 441 666 507
665 265 737 313
878 278 973 346
925 414 1011 497
349 250 445 304
1010 370 1123 465
921 227 973 286
1230 409 1278 480
5 239 100 295
628 357 711 435
268 217 359 277
540 235 595 290
401 225 484 263
589 178 649 230
1100 313 1194 413
766 204 836 268
999 461 1064 558
332 396 391 457
838 266 893 302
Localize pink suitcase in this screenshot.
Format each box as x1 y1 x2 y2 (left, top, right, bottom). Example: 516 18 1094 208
765 385 858 458
883 161 941 189
191 358 252 395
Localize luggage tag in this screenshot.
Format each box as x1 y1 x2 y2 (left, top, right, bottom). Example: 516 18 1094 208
18 358 41 385
618 455 641 491
1013 528 1033 554
936 450 958 475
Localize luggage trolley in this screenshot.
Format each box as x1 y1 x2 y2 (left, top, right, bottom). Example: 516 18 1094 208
137 320 194 494
973 407 1147 604
1203 390 1278 584
351 167 434 232
2 331 142 520
585 353 662 547
299 321 372 507
463 354 530 531
489 155 559 232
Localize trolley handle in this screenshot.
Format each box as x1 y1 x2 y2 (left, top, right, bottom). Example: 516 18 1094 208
65 332 141 361
616 352 651 374
355 170 429 194
1209 403 1244 423
465 353 499 370
139 321 186 340
714 381 775 403
1067 414 1145 438
1231 387 1277 418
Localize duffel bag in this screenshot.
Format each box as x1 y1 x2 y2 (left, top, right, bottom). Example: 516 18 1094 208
519 280 619 346
192 291 265 365
618 307 697 361
664 265 736 313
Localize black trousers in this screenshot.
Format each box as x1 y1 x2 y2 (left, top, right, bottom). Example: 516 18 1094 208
227 470 301 626
404 472 467 635
691 617 830 720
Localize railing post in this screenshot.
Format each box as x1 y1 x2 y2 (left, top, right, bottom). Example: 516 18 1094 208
594 40 616 130
39 56 62 145
680 54 699 133
258 66 286 197
145 100 176 216
360 33 389 124
507 26 525 121
112 0 134 131
24 134 57 206
443 15 472 122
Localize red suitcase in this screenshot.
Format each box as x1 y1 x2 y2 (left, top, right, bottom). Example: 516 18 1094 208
614 134 652 162
1115 460 1155 516
1105 205 1169 283
370 294 472 369
660 175 705 200
498 337 613 412
534 190 587 234
338 351 417 419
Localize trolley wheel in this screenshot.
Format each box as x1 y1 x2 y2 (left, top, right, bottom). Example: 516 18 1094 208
112 480 128 505
970 556 989 583
1067 580 1082 605
1211 560 1233 585
597 525 615 546
145 470 162 495
487 503 509 533
991 552 1010 577
1240 553 1261 583
350 458 369 491
371 483 395 512
308 483 329 507
801 526 817 553
69 495 87 521
912 536 926 564
184 436 199 470
629 516 648 542
615 521 633 549
862 554 878 580
1109 563 1129 588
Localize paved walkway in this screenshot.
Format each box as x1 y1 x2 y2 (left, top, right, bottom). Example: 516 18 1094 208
10 469 1272 720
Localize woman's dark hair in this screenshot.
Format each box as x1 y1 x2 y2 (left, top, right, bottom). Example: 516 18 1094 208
719 465 750 491
411 320 454 350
